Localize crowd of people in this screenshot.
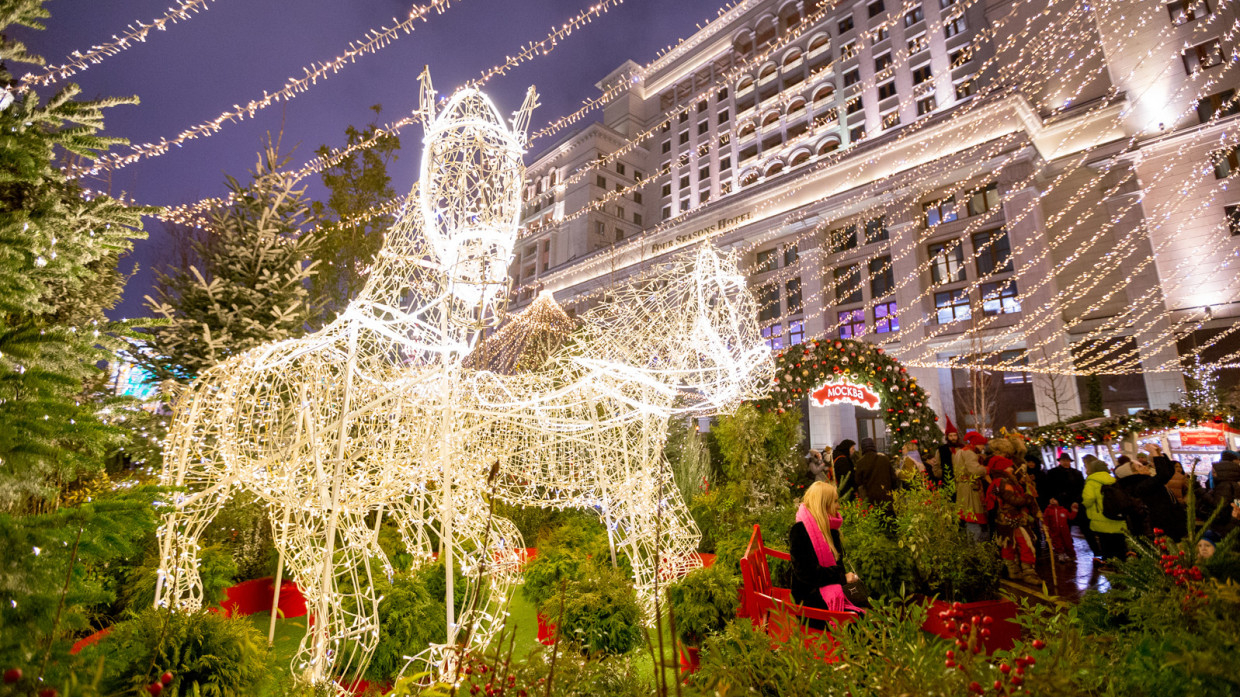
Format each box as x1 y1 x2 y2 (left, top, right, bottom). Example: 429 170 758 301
796 420 1240 593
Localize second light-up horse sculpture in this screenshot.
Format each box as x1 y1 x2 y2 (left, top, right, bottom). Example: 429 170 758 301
154 73 771 690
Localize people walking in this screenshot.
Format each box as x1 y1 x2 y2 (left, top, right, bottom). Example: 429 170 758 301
1083 457 1128 563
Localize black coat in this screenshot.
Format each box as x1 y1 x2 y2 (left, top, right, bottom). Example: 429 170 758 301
936 443 957 487
1042 465 1085 509
855 451 898 505
789 521 845 610
1197 460 1240 537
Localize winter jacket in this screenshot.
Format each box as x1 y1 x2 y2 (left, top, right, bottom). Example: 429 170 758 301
986 466 1037 536
1166 468 1189 505
1133 456 1186 539
788 521 846 609
1196 459 1240 537
936 442 958 487
1042 465 1085 509
954 447 988 524
855 451 899 505
1083 470 1127 535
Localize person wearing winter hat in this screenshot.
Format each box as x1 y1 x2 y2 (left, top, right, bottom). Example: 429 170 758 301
935 418 961 487
1083 456 1127 562
855 437 899 508
954 430 990 541
983 437 1041 585
831 439 857 498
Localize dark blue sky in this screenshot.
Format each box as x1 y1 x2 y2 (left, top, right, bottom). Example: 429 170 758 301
16 0 722 318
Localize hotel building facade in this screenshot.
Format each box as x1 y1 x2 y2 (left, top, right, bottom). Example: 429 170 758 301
510 0 1240 449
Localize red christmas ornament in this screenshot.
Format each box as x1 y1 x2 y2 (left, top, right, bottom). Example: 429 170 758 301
161 672 174 685
146 684 163 696
4 668 21 684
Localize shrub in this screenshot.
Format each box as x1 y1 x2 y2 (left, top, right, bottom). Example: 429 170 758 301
90 607 269 696
120 545 237 617
540 565 643 655
366 569 445 681
667 563 740 647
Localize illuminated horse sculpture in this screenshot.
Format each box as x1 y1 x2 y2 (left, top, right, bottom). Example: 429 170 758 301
155 72 770 690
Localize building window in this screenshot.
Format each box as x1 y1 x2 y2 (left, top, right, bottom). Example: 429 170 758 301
758 282 781 321
944 12 967 38
850 125 866 141
913 64 933 85
878 81 897 100
1168 0 1210 26
981 280 1020 315
1226 204 1240 235
615 227 625 242
929 240 966 284
786 277 803 314
941 0 958 6
838 15 855 33
966 182 1001 217
908 33 929 54
784 244 799 266
634 169 643 180
869 255 894 296
973 228 1013 275
700 165 711 180
761 323 784 350
830 224 859 253
905 5 924 26
596 175 607 188
756 248 779 273
844 68 861 86
924 195 958 226
868 0 885 18
1212 146 1240 178
864 215 888 244
874 300 899 333
679 131 690 145
788 320 805 345
950 47 971 68
917 95 937 115
662 140 671 154
840 39 859 60
875 52 893 72
595 221 606 238
633 192 642 204
881 110 900 129
719 156 732 171
934 288 971 323
838 309 867 338
616 162 626 175
955 79 976 100
679 112 689 123
874 26 889 42
834 264 863 305
846 97 865 114
718 109 730 124
661 183 671 198
698 121 709 135
680 174 691 189
633 212 643 226
1197 89 1238 123
998 350 1031 385
718 87 729 101
1184 39 1225 74
662 205 672 220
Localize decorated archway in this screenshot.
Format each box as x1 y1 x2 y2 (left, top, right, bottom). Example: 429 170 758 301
756 338 943 449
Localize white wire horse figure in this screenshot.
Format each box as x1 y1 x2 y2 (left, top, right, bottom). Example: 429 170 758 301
154 72 538 689
155 70 771 689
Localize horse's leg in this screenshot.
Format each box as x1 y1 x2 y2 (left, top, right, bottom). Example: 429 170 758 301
604 457 702 621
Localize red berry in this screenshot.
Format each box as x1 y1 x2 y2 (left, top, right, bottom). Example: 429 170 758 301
970 682 983 694
1032 639 1046 650
38 690 57 697
1015 667 1025 677
982 628 992 638
161 672 174 685
946 659 956 668
994 680 1004 691
1024 655 1035 666
1000 663 1011 674
982 615 994 626
1011 675 1023 687
146 684 163 696
946 650 956 659
3 668 20 684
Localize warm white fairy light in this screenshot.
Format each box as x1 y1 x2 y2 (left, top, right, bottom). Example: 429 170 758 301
153 77 770 692
18 0 219 89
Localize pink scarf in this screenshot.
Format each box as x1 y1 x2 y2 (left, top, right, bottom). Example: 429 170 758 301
796 504 861 613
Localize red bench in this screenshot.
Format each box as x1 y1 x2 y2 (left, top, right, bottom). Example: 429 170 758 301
738 524 856 652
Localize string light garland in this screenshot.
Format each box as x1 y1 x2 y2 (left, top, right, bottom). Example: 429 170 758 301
18 0 220 89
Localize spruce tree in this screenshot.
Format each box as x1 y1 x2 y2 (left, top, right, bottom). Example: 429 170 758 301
139 144 320 382
310 105 400 320
0 0 154 512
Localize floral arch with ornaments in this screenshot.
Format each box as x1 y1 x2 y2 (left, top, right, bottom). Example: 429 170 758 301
758 338 943 449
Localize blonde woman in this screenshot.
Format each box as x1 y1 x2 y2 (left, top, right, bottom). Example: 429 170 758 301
790 481 863 627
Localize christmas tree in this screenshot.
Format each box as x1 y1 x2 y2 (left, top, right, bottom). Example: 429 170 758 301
139 143 321 382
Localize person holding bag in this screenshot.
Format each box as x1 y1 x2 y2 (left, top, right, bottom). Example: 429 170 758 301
789 481 864 629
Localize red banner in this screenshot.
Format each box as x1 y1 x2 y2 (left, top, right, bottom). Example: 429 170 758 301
810 380 880 410
1179 427 1226 446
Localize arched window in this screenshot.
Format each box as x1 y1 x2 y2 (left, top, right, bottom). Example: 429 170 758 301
737 77 755 94
738 121 757 138
733 31 754 57
765 160 786 177
790 150 811 167
813 84 835 103
762 111 781 128
741 170 760 187
759 63 778 81
787 98 807 116
779 3 802 32
783 48 803 67
817 138 840 156
808 33 830 54
756 16 777 46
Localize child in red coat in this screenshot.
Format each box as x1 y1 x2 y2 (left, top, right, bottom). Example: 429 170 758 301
1044 498 1079 562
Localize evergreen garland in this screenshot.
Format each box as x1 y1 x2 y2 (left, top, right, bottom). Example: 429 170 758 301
755 338 943 450
1027 405 1239 447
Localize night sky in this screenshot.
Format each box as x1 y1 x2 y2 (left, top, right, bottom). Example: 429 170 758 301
15 0 724 318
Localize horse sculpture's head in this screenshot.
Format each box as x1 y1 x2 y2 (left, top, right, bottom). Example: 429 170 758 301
418 78 537 323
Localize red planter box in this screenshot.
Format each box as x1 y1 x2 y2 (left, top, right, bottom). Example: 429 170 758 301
921 598 1020 653
678 646 701 674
